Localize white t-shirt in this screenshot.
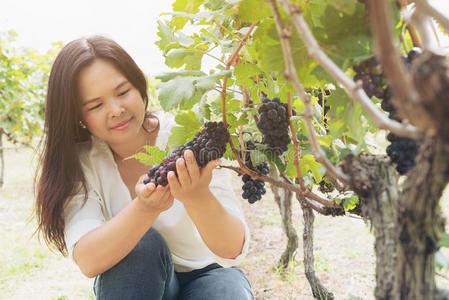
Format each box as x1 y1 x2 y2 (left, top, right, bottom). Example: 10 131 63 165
63 109 251 272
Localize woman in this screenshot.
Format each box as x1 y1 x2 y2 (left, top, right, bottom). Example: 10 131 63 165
34 35 254 299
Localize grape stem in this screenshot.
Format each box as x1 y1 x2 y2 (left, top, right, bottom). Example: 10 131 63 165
398 0 422 47
278 0 424 140
221 165 341 211
367 0 437 134
220 23 256 172
286 92 306 191
270 0 351 188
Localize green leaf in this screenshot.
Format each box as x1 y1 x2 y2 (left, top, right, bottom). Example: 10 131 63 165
335 191 360 211
131 146 168 166
167 111 202 150
440 233 449 248
306 1 373 65
239 0 272 23
299 154 323 182
234 63 262 87
250 149 267 166
165 48 203 70
156 70 205 82
329 0 357 15
252 19 321 88
155 20 178 52
271 154 286 174
156 71 230 111
155 20 193 53
173 0 204 13
175 110 202 128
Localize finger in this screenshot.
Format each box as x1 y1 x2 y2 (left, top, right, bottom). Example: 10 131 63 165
161 189 173 203
161 193 175 210
153 184 167 197
167 171 181 193
138 174 147 183
176 157 191 187
202 159 220 175
137 182 155 198
184 150 200 182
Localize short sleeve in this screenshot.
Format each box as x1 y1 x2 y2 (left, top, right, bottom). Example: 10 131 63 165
63 187 105 263
207 164 251 267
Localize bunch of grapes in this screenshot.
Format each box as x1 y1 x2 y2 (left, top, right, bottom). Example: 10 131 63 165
353 57 385 99
257 97 295 156
240 141 269 204
318 178 334 194
144 121 229 186
385 133 419 175
354 48 422 175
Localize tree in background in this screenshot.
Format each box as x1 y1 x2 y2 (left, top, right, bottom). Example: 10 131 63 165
0 30 62 187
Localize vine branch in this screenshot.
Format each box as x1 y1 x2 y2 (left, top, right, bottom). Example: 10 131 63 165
368 0 437 134
221 24 256 171
279 0 424 140
286 92 306 191
398 0 422 47
270 0 351 187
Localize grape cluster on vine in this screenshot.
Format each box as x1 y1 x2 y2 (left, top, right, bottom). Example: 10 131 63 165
353 48 422 175
240 141 269 204
144 121 229 186
257 97 295 156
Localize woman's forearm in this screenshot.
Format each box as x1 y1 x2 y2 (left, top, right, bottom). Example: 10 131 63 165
73 199 160 278
184 190 246 259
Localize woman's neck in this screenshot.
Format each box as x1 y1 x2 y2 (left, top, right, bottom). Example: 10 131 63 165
110 117 159 161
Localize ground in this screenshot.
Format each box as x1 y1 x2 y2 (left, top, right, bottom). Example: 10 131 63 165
1 144 449 300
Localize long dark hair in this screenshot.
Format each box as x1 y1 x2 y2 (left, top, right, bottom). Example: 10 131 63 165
34 35 157 255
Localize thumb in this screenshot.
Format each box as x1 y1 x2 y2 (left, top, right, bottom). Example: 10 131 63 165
205 159 220 173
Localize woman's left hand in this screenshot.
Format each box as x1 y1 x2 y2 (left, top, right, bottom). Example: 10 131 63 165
167 149 219 206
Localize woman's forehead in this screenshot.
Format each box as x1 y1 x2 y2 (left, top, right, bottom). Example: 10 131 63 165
78 59 127 100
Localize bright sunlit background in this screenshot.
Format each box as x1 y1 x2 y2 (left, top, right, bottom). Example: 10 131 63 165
1 0 448 75
0 0 172 75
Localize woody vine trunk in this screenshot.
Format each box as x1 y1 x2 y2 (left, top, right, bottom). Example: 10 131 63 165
395 137 449 299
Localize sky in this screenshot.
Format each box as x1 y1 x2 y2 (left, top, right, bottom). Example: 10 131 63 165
0 0 448 75
0 0 173 75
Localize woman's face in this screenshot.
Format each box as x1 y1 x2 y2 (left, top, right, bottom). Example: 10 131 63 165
78 58 146 146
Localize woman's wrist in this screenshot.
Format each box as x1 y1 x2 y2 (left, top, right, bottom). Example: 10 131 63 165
183 188 213 209
133 196 163 217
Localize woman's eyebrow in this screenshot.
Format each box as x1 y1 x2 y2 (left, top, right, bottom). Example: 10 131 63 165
83 80 130 105
114 80 129 90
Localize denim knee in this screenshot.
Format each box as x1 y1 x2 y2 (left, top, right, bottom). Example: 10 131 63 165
93 228 176 300
178 266 255 300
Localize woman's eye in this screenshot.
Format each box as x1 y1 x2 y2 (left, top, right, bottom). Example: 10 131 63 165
89 103 102 111
119 89 130 96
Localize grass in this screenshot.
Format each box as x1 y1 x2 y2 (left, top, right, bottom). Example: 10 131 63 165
1 142 449 299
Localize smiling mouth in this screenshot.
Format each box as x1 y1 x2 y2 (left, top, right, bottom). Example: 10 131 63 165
111 117 133 130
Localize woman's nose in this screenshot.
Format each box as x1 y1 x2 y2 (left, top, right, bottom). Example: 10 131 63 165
110 99 125 117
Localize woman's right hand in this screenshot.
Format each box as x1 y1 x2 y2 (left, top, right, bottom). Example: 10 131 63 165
135 175 174 214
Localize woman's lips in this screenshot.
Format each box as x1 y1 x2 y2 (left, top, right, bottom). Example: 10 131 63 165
111 117 132 130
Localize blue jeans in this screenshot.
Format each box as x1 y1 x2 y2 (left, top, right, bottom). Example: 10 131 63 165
93 228 255 300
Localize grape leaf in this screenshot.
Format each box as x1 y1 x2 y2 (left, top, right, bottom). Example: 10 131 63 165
239 0 272 23
329 0 357 15
167 111 202 149
165 48 203 70
156 71 230 110
131 146 168 166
